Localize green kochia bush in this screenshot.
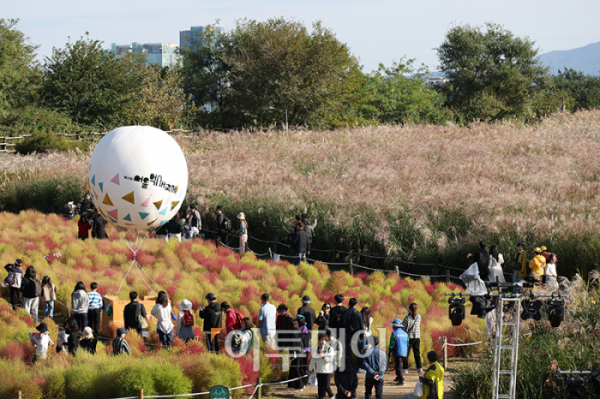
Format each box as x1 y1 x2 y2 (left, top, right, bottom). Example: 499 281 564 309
0 176 83 214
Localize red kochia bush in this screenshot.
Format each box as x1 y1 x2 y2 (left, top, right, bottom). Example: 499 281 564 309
1 342 35 362
236 355 260 393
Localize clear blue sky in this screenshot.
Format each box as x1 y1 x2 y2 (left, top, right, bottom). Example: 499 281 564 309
5 0 600 73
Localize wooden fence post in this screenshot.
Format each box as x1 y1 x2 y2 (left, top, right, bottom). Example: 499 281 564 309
257 377 262 399
446 270 451 284
139 388 144 399
442 336 448 370
349 259 353 275
18 391 22 399
395 265 400 278
245 241 249 253
216 236 221 249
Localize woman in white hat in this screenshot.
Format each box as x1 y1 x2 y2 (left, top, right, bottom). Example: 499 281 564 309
176 299 195 342
235 212 249 254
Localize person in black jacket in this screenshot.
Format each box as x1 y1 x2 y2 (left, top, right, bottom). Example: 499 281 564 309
4 259 23 311
64 317 80 356
470 240 490 281
340 298 364 365
20 265 41 322
123 291 147 335
79 193 95 216
335 361 358 398
199 293 222 353
91 212 108 239
297 295 316 338
329 294 347 340
292 222 311 265
216 206 228 245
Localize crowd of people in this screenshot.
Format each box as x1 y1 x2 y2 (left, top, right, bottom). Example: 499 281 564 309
469 241 560 290
10 274 444 398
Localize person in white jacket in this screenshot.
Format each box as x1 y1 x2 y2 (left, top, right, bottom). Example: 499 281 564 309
71 281 89 332
151 291 174 349
309 333 336 399
488 245 505 283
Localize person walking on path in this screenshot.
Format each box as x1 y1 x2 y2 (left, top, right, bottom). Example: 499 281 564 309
292 222 311 265
340 298 364 364
176 299 195 342
276 303 294 350
361 336 387 399
488 245 505 283
216 206 229 245
4 259 23 311
288 318 307 390
64 317 80 356
184 204 202 240
329 294 347 339
298 295 316 337
91 212 108 239
41 276 57 318
199 292 222 353
87 282 103 337
112 328 131 356
419 351 445 399
221 301 242 337
309 333 336 399
389 318 409 386
21 265 41 322
235 212 249 253
513 242 528 284
257 293 277 347
315 303 332 331
335 360 358 398
468 241 490 281
402 303 423 374
151 291 175 349
123 291 148 335
71 281 89 332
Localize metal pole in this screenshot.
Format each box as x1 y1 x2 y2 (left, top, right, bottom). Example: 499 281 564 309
285 109 288 131
442 336 448 370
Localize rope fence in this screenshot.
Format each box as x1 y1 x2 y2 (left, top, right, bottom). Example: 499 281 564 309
199 227 513 282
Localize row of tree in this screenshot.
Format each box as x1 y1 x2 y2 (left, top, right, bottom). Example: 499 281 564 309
1 18 599 135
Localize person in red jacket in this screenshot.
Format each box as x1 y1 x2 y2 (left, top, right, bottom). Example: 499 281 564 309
78 212 93 240
221 301 239 336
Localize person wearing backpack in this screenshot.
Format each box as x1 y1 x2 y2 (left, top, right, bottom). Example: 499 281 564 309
4 259 24 311
20 265 42 322
221 301 243 336
216 206 230 246
123 291 148 335
176 299 195 342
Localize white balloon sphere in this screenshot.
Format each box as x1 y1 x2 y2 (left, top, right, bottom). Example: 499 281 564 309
87 126 188 230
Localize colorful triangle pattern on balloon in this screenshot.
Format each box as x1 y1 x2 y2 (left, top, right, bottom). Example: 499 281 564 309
93 189 98 200
125 223 135 227
123 213 132 222
153 200 163 210
107 216 118 224
111 173 120 185
147 218 157 226
158 207 168 216
141 196 152 207
91 175 95 186
139 212 150 220
122 191 135 205
107 209 118 220
102 194 114 206
98 182 103 193
88 163 92 172
170 201 180 211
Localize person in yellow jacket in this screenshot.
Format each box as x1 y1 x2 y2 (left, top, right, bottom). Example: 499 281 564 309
529 248 546 283
419 351 444 399
513 242 528 283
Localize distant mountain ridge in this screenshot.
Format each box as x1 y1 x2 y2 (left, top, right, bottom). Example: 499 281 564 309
538 41 600 76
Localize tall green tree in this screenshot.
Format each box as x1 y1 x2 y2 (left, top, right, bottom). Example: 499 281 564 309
360 59 450 125
437 23 550 123
221 18 362 128
178 25 234 128
0 19 41 121
41 35 148 127
552 68 600 111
